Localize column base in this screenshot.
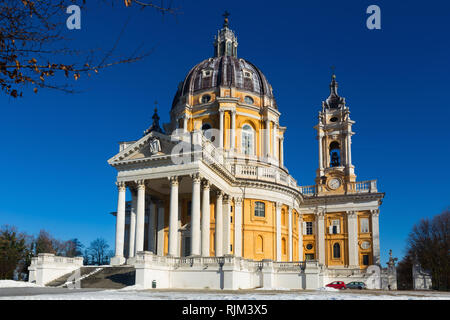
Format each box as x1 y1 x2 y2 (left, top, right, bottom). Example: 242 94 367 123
110 256 126 265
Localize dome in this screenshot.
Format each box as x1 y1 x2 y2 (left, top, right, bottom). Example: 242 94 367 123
171 56 275 109
171 16 276 110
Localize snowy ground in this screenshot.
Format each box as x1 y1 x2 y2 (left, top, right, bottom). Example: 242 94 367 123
0 281 449 300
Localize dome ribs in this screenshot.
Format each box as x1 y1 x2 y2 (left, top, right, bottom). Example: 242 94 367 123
172 56 275 110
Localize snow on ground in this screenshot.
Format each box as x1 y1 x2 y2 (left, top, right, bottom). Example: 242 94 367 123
0 280 42 288
1 287 449 300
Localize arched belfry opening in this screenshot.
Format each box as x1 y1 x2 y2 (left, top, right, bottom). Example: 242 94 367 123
329 141 341 167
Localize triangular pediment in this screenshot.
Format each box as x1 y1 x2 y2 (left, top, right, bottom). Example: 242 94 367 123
107 131 176 165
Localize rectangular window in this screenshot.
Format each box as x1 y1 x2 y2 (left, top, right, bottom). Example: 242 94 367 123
255 202 265 217
363 254 369 266
360 218 369 233
329 219 340 234
306 222 313 235
305 254 315 261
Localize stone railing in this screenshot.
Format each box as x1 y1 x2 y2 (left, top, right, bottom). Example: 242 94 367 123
300 185 317 196
30 253 84 267
230 163 299 189
196 133 300 189
347 180 377 193
273 261 306 272
300 180 378 197
28 253 84 286
135 252 265 272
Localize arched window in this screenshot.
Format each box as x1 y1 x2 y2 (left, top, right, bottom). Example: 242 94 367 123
254 201 265 217
256 235 264 253
241 124 254 155
333 243 341 259
329 141 340 167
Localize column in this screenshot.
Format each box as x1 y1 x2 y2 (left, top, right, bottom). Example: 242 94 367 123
265 119 270 158
347 211 359 267
156 203 165 256
128 190 137 258
190 173 201 256
318 129 324 175
316 211 326 265
112 181 126 264
298 214 303 261
219 109 224 149
234 197 243 257
230 110 236 151
371 209 381 265
272 122 277 159
135 180 146 253
183 115 188 133
288 207 293 261
275 202 282 261
201 180 211 256
215 191 223 256
147 201 156 253
168 176 179 257
280 137 284 167
222 195 231 255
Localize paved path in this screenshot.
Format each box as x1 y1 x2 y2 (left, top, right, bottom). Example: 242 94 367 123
0 287 102 297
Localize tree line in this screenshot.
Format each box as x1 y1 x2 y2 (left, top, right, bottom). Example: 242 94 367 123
396 209 449 291
0 225 113 280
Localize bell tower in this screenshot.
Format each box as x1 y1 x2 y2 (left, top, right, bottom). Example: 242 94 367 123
314 73 356 193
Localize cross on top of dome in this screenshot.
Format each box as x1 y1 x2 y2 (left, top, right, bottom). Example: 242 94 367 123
223 11 230 28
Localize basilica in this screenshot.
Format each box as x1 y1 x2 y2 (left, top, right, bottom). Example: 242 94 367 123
105 16 386 290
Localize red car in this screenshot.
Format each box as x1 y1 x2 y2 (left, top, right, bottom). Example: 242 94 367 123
326 281 347 290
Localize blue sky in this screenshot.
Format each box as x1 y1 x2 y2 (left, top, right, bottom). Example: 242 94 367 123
0 0 449 265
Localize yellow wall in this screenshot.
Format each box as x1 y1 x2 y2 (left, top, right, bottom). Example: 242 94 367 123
302 214 316 261
242 199 276 261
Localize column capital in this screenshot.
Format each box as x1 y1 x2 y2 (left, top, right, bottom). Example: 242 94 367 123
275 202 283 210
347 210 357 218
135 179 145 190
234 196 243 205
201 179 211 189
216 190 223 199
371 209 380 217
315 207 325 218
223 194 231 203
169 176 180 186
116 181 126 192
190 173 201 183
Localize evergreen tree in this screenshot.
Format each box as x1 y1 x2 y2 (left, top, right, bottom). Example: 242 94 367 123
0 225 27 279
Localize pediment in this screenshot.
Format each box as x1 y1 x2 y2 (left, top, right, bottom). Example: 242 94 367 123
108 132 176 165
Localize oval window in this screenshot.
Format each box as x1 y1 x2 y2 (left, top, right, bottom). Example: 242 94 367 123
201 94 211 103
330 117 338 122
244 96 254 105
306 244 313 250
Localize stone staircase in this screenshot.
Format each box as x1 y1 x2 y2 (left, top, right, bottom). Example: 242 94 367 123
46 266 135 289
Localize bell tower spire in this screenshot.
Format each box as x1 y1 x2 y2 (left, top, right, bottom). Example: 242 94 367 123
314 72 356 192
214 12 238 58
